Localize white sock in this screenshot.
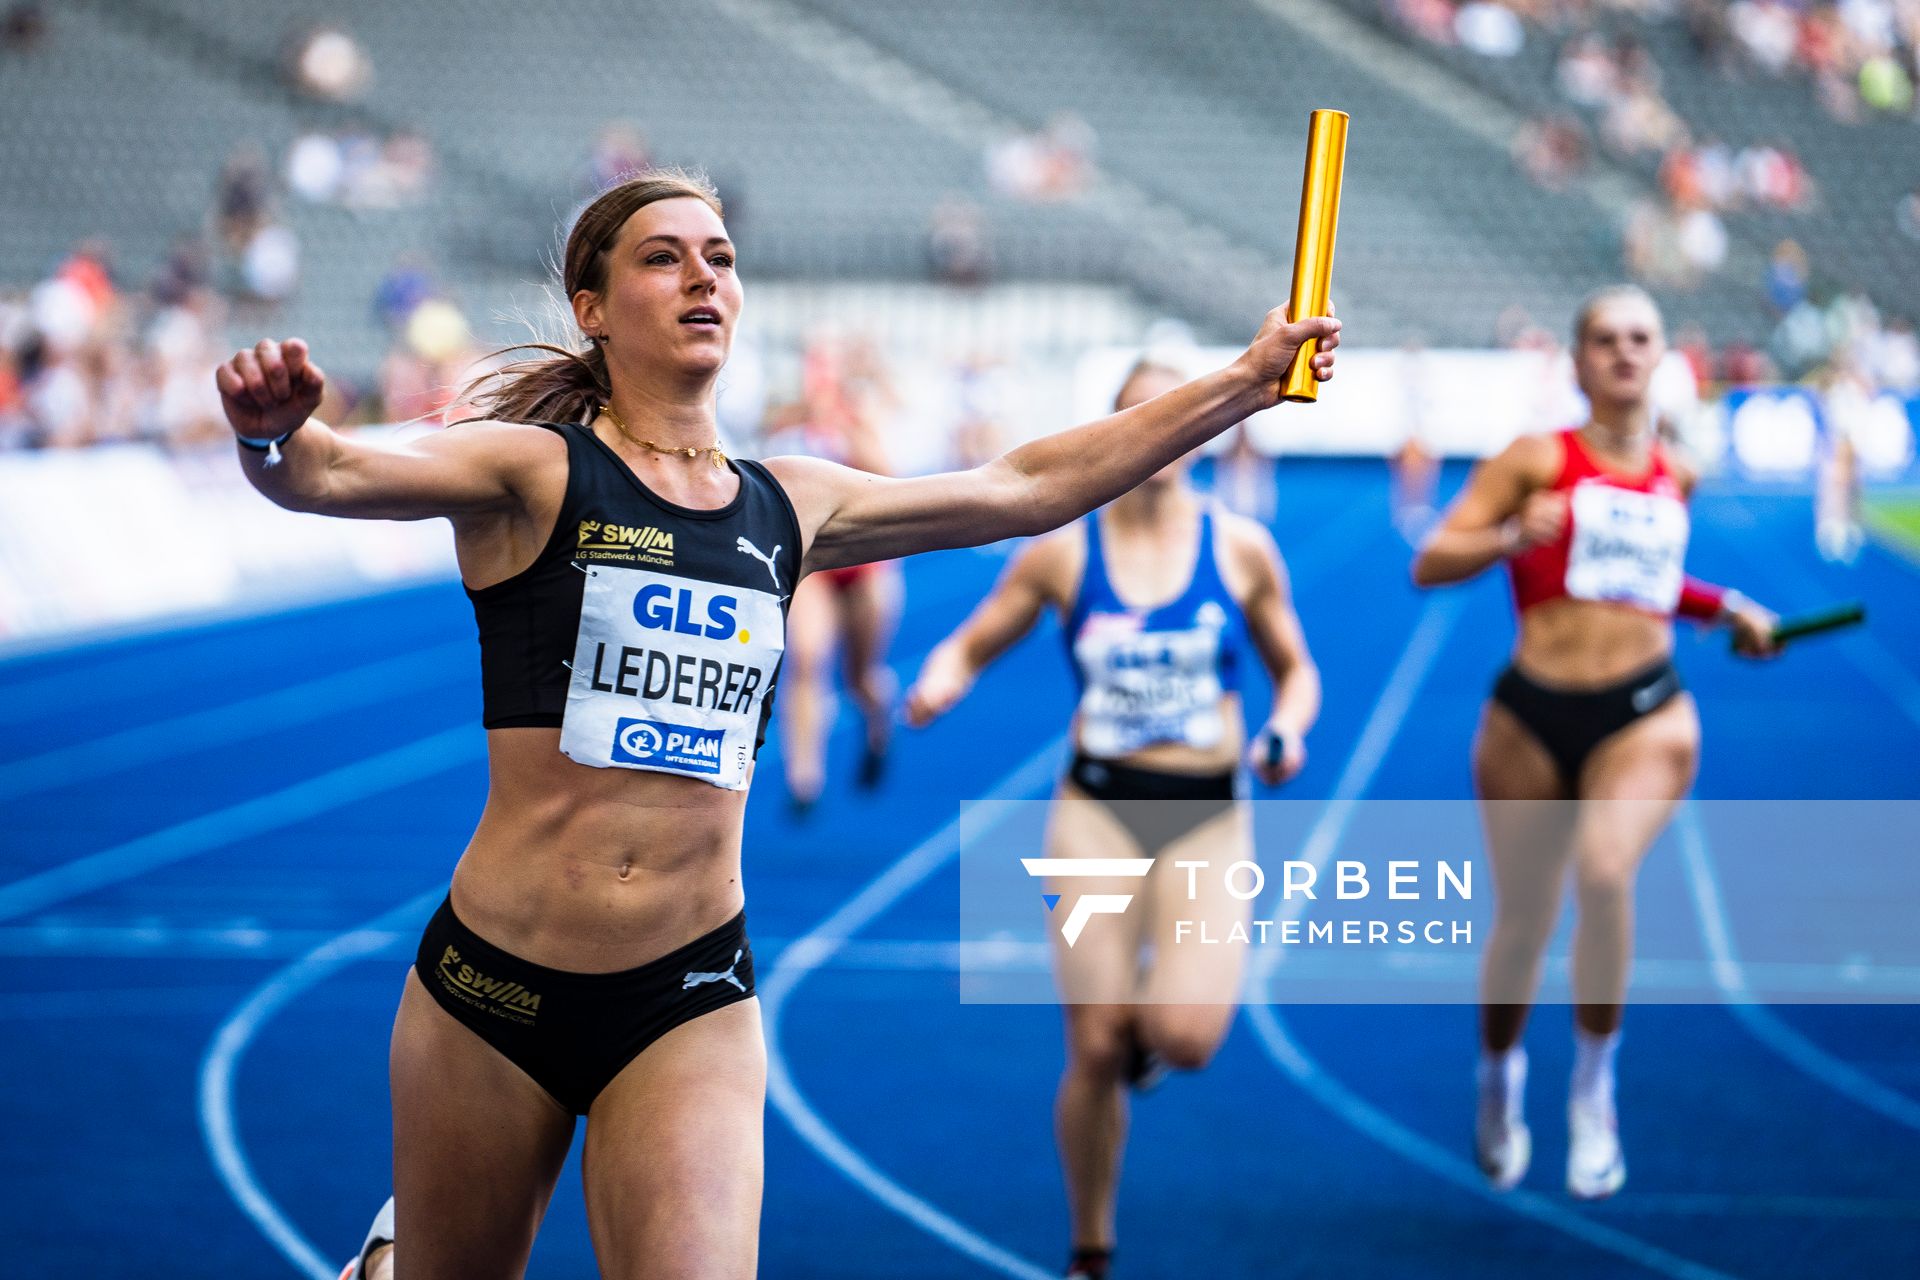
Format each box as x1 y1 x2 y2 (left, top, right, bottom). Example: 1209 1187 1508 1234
1477 1045 1527 1125
1570 1027 1620 1113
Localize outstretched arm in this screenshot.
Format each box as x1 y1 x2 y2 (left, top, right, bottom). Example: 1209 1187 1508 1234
216 338 553 520
1411 433 1563 587
904 534 1075 727
770 309 1341 573
1230 520 1321 785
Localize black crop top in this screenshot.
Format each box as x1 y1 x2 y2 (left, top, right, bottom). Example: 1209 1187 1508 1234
467 422 803 754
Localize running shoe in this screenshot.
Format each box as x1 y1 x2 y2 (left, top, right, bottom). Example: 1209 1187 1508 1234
1566 1097 1626 1199
1475 1108 1532 1192
338 1197 394 1280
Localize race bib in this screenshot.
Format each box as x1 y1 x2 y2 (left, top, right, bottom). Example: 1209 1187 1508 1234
1074 616 1227 757
1565 483 1689 613
559 565 785 790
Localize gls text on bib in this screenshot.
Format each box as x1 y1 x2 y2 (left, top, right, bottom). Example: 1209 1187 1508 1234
561 564 784 790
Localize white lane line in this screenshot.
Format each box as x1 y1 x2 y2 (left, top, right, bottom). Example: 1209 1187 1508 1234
758 502 1385 1278
0 726 481 922
1675 807 1920 1133
761 737 1068 1280
0 643 469 803
195 741 1067 1280
1244 594 1744 1280
200 887 444 1280
1686 493 1920 1123
12 924 1918 997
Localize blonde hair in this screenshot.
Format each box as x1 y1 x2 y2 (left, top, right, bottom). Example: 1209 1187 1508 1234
1113 356 1187 410
464 169 724 424
1572 284 1663 347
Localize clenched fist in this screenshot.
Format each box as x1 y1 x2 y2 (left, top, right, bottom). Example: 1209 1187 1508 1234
216 338 325 441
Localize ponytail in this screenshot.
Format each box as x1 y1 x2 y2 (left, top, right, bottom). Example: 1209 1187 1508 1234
463 340 610 425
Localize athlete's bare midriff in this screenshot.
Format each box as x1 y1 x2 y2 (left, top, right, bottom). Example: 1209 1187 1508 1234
1512 598 1673 688
447 728 750 974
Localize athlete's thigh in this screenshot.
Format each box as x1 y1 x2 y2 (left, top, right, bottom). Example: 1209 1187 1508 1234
1135 807 1250 1057
1474 701 1577 911
1139 805 1252 1006
389 972 577 1280
783 574 839 670
1473 699 1566 802
581 999 766 1280
838 566 901 673
1046 788 1149 1005
1574 693 1699 875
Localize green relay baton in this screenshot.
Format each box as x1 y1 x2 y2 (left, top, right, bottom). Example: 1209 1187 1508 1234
1738 601 1866 650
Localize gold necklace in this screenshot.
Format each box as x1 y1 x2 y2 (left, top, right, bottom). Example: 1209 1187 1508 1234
602 404 727 470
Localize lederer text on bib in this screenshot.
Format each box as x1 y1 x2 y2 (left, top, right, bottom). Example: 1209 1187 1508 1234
1564 483 1689 613
561 565 785 790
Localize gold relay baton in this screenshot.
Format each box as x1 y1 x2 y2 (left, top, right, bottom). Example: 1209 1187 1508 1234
1281 109 1349 403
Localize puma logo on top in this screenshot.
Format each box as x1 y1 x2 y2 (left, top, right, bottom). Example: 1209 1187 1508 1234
683 949 747 993
736 537 782 590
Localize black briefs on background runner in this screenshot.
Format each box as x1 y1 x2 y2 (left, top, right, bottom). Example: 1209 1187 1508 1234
414 897 754 1115
1492 658 1683 790
1065 752 1240 857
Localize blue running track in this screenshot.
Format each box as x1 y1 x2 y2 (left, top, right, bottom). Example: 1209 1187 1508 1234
1 460 1915 1277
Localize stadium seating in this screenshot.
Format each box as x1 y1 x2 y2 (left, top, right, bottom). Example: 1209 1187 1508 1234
9 0 1904 384
1328 0 1920 330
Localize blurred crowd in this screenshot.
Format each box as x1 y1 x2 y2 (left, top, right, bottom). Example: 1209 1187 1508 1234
3 2 1911 461
0 241 229 451
1391 1 1915 297
1389 0 1919 120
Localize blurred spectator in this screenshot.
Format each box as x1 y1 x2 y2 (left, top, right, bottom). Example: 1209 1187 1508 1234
1678 205 1729 275
588 121 653 192
1765 238 1811 313
1737 142 1813 210
1455 2 1524 56
926 194 992 285
1673 323 1715 385
1731 0 1799 75
1557 32 1619 107
380 299 479 425
1389 0 1463 46
1512 115 1589 190
1601 78 1686 156
948 355 1009 470
1868 315 1920 393
215 146 272 253
1684 0 1735 68
58 240 117 318
150 237 209 309
289 25 372 102
286 131 346 203
986 112 1096 203
374 254 438 332
2 2 45 52
1859 49 1915 112
239 222 300 304
288 127 433 208
1720 340 1776 384
1899 185 1920 240
140 288 228 447
1625 199 1697 288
